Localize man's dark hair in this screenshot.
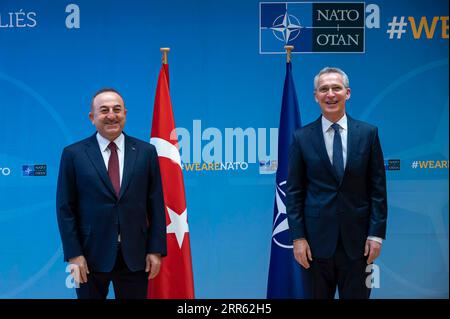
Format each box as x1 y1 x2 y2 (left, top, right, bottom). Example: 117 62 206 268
91 88 124 109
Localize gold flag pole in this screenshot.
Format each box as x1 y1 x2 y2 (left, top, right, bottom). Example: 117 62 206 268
284 45 294 63
160 47 170 64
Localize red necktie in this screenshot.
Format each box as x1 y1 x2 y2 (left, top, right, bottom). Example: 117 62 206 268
107 142 120 196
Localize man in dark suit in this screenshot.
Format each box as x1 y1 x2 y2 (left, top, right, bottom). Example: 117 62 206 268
286 67 387 299
57 88 166 299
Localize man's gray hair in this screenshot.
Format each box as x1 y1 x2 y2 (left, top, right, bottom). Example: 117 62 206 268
314 67 350 90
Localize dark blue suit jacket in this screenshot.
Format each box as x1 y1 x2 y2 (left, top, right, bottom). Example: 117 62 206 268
56 133 167 272
286 115 387 260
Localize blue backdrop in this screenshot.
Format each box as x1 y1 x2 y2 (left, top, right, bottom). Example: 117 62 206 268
0 0 448 298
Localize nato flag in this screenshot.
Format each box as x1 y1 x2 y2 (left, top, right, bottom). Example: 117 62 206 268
267 62 311 298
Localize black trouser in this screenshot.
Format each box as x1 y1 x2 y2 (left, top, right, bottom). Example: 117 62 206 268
76 246 147 299
310 235 371 299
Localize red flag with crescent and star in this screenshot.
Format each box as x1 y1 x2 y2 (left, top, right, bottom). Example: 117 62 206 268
148 63 195 298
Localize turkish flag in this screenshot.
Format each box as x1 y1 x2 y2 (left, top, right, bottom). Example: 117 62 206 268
148 64 195 298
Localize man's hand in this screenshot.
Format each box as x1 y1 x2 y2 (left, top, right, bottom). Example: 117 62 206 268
68 255 89 284
145 253 162 279
364 239 382 264
293 238 313 269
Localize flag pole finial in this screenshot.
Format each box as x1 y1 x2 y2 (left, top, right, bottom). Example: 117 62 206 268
160 47 170 64
284 45 294 63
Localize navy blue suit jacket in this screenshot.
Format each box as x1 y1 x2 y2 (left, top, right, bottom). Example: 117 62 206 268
286 115 387 260
56 133 167 272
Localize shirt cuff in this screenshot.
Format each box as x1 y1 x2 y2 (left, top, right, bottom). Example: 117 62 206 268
367 236 383 244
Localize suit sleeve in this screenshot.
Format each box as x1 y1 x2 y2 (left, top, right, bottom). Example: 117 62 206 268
56 148 83 261
286 132 307 241
146 145 167 256
368 127 388 238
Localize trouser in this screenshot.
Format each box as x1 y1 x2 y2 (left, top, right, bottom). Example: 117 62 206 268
310 235 371 299
76 246 147 299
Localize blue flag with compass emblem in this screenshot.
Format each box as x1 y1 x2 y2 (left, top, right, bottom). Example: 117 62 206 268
267 61 311 299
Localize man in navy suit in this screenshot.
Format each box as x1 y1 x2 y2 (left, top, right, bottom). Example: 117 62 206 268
57 88 166 299
286 67 387 299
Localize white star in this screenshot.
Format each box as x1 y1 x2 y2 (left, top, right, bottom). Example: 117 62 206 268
272 181 292 249
166 206 189 249
270 13 302 43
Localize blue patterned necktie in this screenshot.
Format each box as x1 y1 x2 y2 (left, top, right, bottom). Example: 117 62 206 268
331 123 344 180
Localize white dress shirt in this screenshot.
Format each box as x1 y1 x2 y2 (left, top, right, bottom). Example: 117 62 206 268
321 115 382 245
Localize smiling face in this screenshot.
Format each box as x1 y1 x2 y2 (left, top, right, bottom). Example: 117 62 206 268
89 91 127 141
314 72 351 123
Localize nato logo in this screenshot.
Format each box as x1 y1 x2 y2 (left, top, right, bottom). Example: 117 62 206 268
22 164 47 176
259 2 365 54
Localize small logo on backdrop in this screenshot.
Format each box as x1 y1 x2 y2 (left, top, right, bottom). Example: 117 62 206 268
384 159 400 170
260 2 365 53
22 164 47 176
259 159 278 174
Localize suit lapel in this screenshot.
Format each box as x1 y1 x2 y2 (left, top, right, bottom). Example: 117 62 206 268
310 116 340 183
119 134 137 199
342 116 361 184
84 134 117 197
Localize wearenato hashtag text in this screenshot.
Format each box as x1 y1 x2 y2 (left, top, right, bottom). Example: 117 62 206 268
411 160 449 169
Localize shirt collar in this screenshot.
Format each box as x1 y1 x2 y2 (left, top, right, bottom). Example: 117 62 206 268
96 132 125 152
322 114 348 134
